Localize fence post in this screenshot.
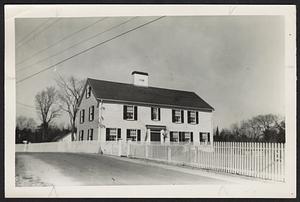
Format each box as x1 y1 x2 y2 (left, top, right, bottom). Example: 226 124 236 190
118 141 122 156
127 142 131 157
168 146 172 163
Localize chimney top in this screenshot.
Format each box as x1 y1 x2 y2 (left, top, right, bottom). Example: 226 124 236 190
131 71 149 76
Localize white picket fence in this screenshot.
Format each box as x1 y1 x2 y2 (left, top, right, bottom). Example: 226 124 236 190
128 142 285 182
16 141 285 182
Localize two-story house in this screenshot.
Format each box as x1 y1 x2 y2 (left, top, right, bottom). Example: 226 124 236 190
76 71 214 145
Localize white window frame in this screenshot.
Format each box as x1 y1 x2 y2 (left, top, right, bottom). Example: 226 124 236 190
188 111 197 124
174 110 182 123
79 130 84 141
200 132 209 144
89 106 94 121
80 110 85 123
86 85 92 98
127 129 139 141
152 107 160 121
107 128 119 141
170 131 179 142
125 105 135 120
88 129 93 141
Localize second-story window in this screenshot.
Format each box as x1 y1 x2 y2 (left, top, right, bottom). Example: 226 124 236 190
80 109 85 123
86 85 92 98
151 107 160 121
89 106 94 121
188 111 198 124
123 105 137 120
172 109 184 123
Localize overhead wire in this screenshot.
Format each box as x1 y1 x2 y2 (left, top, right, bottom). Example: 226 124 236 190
16 16 165 84
16 18 61 48
17 17 138 73
16 18 107 66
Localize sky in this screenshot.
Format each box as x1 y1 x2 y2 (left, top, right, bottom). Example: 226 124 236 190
15 16 285 129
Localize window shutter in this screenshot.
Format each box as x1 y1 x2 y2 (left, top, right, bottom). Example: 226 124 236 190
123 105 127 120
151 107 154 120
187 111 191 123
200 132 203 142
208 133 210 142
117 128 121 140
82 109 85 123
106 128 110 141
134 106 138 120
172 110 175 123
179 132 182 142
158 108 161 121
88 107 91 121
91 129 93 140
127 129 130 140
181 110 184 123
196 111 199 124
137 130 141 141
191 132 193 142
170 132 173 141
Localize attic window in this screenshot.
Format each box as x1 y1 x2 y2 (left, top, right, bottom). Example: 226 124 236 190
86 85 92 98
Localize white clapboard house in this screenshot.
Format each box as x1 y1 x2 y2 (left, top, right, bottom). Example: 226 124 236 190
76 71 214 145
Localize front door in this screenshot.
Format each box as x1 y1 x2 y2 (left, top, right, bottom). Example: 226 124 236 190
150 129 161 142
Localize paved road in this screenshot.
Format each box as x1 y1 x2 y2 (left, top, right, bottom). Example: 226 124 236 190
16 152 227 186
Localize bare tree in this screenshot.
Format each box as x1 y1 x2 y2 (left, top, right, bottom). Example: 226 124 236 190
35 86 60 141
16 115 37 130
56 75 84 141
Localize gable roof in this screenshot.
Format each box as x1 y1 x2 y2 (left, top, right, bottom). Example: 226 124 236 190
84 78 214 111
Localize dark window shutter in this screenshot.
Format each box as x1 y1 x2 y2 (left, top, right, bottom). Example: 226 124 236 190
179 132 183 142
170 132 173 141
172 110 175 122
88 107 91 121
208 133 210 142
106 128 110 141
137 130 141 141
91 106 94 121
200 132 203 142
127 129 130 139
117 128 121 140
196 111 199 124
91 129 93 140
134 106 138 120
151 107 154 120
82 109 85 123
181 110 184 123
123 105 127 120
158 108 161 121
187 111 191 123
191 132 193 142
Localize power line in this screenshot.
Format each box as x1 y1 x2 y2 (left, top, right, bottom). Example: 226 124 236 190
16 18 107 67
16 16 165 84
17 17 137 73
16 18 61 48
17 101 36 109
15 19 52 46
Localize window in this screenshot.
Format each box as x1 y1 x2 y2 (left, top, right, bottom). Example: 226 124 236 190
123 105 137 120
88 129 94 140
126 129 141 141
188 111 198 124
200 132 210 144
106 128 121 141
170 131 193 143
170 131 179 142
80 109 85 123
86 85 92 98
79 130 84 141
151 107 160 121
172 109 184 123
89 106 94 121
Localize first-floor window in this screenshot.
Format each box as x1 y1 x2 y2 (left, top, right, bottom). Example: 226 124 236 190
170 131 193 142
106 128 121 141
88 128 94 140
200 132 210 144
126 129 141 141
79 130 84 141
